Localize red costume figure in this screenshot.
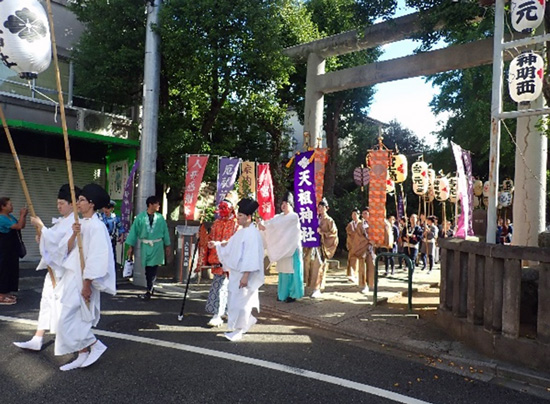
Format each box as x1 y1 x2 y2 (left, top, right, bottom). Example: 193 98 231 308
200 200 238 327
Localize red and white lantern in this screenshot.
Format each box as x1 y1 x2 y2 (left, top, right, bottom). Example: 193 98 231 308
434 177 450 201
389 154 408 184
511 0 545 33
411 161 428 195
449 177 459 203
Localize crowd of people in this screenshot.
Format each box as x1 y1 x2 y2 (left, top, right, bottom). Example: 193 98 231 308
1 186 517 367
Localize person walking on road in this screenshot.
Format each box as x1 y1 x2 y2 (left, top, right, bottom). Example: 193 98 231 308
209 198 264 342
259 191 304 303
125 196 171 300
55 184 116 371
13 184 79 351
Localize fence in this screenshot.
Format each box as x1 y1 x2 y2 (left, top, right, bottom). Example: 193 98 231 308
437 235 550 370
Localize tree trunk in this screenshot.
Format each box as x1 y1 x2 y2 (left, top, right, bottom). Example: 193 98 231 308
323 99 344 198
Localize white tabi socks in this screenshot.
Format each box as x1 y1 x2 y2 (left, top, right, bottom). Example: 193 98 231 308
13 336 43 351
80 340 107 368
60 352 89 371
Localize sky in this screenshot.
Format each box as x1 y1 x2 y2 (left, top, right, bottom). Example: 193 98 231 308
369 1 449 146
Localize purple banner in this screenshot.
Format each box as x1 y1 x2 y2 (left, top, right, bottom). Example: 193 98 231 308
451 142 471 238
397 192 405 220
294 150 320 248
216 157 240 206
121 160 139 236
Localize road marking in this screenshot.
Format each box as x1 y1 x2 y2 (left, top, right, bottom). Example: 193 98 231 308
1 315 431 404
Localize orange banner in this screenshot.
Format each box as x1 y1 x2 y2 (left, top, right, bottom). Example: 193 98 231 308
367 149 389 246
314 148 328 205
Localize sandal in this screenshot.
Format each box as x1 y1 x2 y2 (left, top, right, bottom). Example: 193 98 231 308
0 296 16 305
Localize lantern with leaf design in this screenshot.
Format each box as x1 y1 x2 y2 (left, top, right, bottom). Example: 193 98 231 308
389 154 408 184
0 0 52 79
482 181 490 198
411 161 428 195
508 51 544 103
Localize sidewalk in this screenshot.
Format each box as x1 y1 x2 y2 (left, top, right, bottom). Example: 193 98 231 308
255 263 550 399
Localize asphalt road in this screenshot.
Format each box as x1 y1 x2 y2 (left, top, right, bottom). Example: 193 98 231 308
0 270 547 404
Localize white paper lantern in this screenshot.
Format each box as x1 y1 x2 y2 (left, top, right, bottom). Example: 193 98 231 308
508 51 544 103
389 154 408 184
511 0 545 33
473 180 483 197
427 168 435 191
449 177 459 203
434 177 450 201
411 161 428 195
482 181 490 198
0 0 51 79
498 191 513 207
386 177 395 194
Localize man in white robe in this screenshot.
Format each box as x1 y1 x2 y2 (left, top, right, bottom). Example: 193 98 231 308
259 191 303 302
13 185 79 351
209 198 264 342
55 183 116 371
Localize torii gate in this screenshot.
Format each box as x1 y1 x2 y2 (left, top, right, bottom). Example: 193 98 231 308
283 8 546 245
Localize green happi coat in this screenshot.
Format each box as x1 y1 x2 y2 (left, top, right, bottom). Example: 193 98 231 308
126 211 171 267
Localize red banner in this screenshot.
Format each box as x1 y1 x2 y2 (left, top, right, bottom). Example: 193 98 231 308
183 155 209 220
257 163 275 220
314 148 328 206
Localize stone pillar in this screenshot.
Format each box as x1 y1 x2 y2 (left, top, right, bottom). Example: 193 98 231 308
303 53 325 143
538 231 550 343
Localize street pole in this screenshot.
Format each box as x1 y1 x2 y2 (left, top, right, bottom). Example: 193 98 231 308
134 0 162 287
486 0 505 243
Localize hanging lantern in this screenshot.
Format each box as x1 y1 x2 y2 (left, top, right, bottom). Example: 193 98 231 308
508 51 544 103
386 177 395 194
434 177 450 201
473 196 480 208
502 178 514 193
411 161 428 195
0 0 52 79
388 154 408 184
511 0 545 33
499 191 513 207
449 177 459 203
473 179 483 197
482 181 490 198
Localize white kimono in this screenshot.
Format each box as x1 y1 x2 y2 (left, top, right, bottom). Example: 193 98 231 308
36 214 75 333
55 214 116 356
262 212 301 273
215 224 264 331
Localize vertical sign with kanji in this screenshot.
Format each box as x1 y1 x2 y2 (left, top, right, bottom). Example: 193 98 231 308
508 51 544 103
257 163 275 220
238 161 256 198
511 0 545 33
294 151 320 248
215 157 240 206
183 155 209 220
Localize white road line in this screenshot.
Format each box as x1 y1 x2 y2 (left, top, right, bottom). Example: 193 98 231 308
1 315 432 404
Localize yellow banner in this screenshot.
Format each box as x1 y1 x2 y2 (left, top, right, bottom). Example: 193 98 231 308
238 161 256 198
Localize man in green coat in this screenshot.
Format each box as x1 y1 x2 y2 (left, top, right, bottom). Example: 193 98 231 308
126 196 171 300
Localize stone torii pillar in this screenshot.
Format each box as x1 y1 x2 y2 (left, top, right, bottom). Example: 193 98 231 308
303 53 325 142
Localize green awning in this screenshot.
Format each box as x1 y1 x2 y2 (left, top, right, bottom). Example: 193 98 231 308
6 119 140 147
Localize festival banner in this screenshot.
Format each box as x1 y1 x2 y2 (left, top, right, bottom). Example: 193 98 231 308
397 192 405 220
294 151 320 248
367 149 389 246
215 157 240 207
121 160 139 235
451 142 471 238
238 160 256 198
314 148 328 205
461 148 475 236
184 155 209 220
257 163 275 220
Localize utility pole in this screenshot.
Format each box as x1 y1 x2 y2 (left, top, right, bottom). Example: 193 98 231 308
134 0 162 287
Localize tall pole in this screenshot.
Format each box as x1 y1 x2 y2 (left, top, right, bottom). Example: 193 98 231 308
486 0 505 243
134 0 162 287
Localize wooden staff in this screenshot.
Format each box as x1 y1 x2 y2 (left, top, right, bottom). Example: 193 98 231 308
0 106 58 287
45 0 85 271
